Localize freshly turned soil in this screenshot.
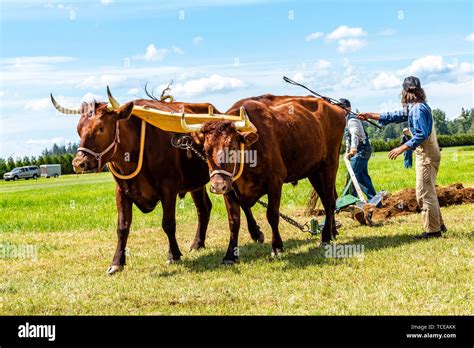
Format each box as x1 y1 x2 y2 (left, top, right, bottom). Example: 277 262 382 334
372 183 474 221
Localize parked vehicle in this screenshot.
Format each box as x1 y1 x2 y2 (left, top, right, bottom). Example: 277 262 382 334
3 166 40 181
40 164 61 178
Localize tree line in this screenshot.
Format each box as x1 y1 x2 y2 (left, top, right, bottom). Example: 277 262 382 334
0 143 79 177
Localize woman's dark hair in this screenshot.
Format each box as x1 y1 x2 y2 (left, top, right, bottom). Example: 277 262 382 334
401 86 426 106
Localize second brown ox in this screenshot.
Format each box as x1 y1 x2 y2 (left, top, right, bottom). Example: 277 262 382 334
182 94 346 263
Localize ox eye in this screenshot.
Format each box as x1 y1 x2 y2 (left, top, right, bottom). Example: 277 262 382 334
88 111 94 117
98 126 105 133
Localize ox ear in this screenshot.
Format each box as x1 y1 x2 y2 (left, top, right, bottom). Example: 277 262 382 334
240 131 259 146
116 102 134 120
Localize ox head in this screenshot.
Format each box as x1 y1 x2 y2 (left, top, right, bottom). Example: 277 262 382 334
50 87 134 173
181 109 258 194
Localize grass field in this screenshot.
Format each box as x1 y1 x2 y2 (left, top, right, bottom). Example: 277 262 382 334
0 147 473 315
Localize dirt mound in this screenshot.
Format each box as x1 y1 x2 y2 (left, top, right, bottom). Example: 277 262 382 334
373 183 474 221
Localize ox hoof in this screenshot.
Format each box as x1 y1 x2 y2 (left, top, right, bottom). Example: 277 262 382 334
165 259 181 266
189 243 205 252
221 259 238 265
271 249 284 259
319 241 331 248
256 233 265 244
106 265 124 275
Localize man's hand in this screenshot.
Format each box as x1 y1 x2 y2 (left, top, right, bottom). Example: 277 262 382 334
388 145 410 160
357 112 380 121
348 147 357 158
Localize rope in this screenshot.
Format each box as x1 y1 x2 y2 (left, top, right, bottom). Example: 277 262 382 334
282 76 382 129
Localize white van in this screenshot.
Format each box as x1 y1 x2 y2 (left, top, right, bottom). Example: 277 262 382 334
40 164 61 178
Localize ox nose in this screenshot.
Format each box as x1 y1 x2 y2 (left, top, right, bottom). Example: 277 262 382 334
72 156 88 172
210 183 227 194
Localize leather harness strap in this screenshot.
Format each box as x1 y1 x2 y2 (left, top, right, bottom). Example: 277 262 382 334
77 121 120 172
209 142 245 182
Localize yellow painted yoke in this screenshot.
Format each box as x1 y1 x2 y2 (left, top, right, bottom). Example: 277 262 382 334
131 105 256 133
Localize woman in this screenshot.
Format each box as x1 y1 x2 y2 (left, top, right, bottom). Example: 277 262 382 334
358 76 447 238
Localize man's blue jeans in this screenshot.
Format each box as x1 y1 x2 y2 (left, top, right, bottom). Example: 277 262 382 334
404 150 413 168
349 150 377 201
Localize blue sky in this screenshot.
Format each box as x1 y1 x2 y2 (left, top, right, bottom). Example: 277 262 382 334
1 0 473 158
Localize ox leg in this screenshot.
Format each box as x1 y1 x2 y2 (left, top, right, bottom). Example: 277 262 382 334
189 187 212 251
108 185 133 275
161 193 183 264
308 169 337 244
267 184 284 257
242 205 264 243
222 191 241 264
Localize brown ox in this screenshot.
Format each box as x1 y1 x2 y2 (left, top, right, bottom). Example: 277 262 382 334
51 93 264 274
183 95 346 263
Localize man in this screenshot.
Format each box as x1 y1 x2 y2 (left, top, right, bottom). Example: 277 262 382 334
401 128 413 168
340 98 377 201
358 76 447 239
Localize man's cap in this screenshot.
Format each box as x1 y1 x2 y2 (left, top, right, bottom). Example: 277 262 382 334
403 127 409 132
339 98 351 109
403 76 421 91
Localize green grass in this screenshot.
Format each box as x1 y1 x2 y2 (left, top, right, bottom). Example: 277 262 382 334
0 146 473 315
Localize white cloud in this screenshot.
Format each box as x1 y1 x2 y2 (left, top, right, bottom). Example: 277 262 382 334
26 137 70 146
305 32 324 42
397 55 455 77
127 88 140 95
77 74 127 89
100 0 114 5
378 28 396 36
25 98 52 111
326 25 366 40
2 56 76 65
465 33 474 42
337 39 367 53
192 36 203 46
141 44 168 62
172 46 185 54
291 72 306 83
24 94 99 112
372 72 401 90
314 59 331 70
81 92 103 103
169 74 245 97
371 55 473 91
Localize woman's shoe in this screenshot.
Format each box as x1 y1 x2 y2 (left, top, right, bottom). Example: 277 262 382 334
415 231 442 239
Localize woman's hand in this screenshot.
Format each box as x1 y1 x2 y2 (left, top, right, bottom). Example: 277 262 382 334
388 145 410 160
357 112 380 121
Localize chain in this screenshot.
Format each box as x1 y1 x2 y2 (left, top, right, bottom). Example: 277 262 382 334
170 134 317 235
256 199 312 234
171 134 207 162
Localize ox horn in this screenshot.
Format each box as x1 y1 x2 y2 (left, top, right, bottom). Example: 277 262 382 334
180 114 202 133
107 86 121 110
50 94 81 114
234 107 256 132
